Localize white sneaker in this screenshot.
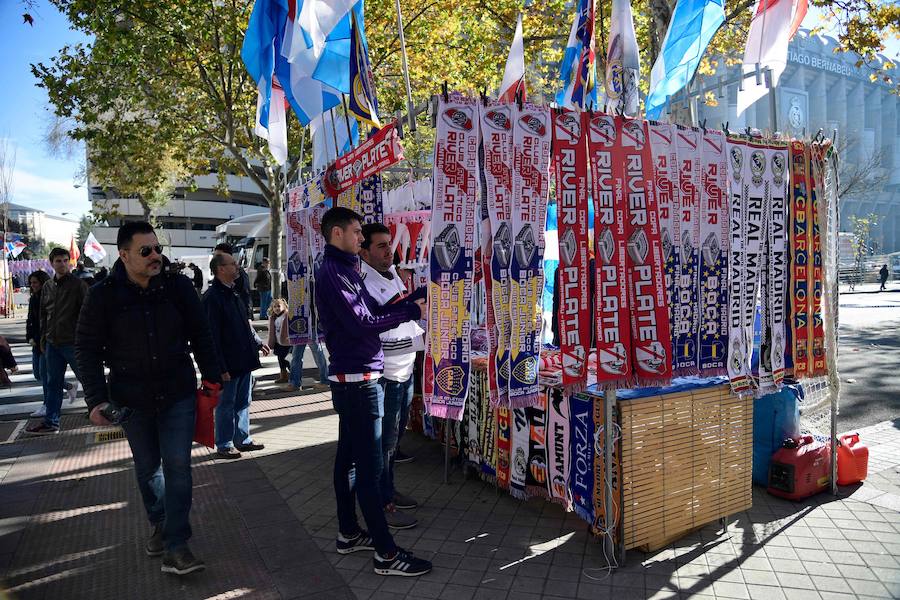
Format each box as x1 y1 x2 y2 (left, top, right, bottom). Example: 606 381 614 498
30 405 47 417
66 382 78 404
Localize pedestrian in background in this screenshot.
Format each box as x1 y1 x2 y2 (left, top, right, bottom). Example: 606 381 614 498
203 252 268 459
77 221 221 575
25 270 51 417
267 298 291 384
880 264 889 291
255 257 272 318
213 243 253 319
26 248 87 435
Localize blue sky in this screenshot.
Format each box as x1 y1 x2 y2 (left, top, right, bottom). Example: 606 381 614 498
1 1 90 218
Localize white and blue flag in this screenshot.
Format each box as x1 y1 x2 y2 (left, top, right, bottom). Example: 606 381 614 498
646 0 725 121
555 0 598 110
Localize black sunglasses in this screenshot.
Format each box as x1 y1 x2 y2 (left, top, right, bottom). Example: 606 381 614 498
138 244 163 258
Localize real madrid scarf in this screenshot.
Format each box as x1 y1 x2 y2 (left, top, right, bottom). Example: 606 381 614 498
508 103 552 407
619 117 672 387
568 392 595 525
551 109 591 393
286 206 314 344
726 138 751 393
699 130 729 375
525 393 550 499
649 122 680 365
424 93 480 420
788 141 811 378
479 101 516 406
547 388 571 509
758 143 789 392
495 406 512 489
674 126 702 376
587 113 631 389
510 407 530 499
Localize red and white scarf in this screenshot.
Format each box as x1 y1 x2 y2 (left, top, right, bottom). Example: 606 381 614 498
551 109 591 393
587 114 631 389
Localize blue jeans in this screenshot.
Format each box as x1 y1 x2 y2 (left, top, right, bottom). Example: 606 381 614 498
331 379 396 556
215 373 254 450
32 348 44 383
122 394 195 551
43 342 80 428
289 339 328 387
259 290 272 319
379 376 414 504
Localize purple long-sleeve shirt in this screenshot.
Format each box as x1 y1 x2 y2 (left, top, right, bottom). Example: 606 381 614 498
314 244 421 376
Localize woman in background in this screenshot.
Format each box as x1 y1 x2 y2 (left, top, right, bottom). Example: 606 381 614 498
25 270 50 415
267 298 292 384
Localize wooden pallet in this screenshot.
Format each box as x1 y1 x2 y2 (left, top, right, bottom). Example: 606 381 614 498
619 384 753 551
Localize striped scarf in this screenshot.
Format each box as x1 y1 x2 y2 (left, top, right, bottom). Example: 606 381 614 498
547 388 572 509
699 130 729 375
674 126 702 375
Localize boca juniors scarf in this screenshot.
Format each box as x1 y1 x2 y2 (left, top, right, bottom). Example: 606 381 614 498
618 117 672 387
424 93 480 420
509 103 552 407
510 407 530 499
286 207 314 344
674 126 702 375
479 101 516 406
551 109 591 392
586 114 631 389
568 392 595 525
699 130 729 375
649 122 680 364
547 388 571 509
356 175 385 225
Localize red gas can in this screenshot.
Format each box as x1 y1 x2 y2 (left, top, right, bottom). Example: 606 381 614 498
837 433 869 485
767 435 831 500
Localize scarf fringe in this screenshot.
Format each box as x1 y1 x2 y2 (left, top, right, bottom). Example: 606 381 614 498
509 487 526 500
480 473 497 486
526 486 550 500
428 404 464 421
633 376 673 389
573 504 594 526
509 393 543 409
562 381 586 396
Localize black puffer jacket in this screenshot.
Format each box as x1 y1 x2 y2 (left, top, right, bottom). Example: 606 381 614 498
26 294 42 348
202 279 262 377
75 258 221 412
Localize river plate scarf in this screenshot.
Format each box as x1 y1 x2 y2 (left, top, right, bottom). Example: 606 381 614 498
525 393 550 499
510 407 530 499
552 109 591 393
699 130 730 375
673 126 702 376
479 101 516 406
568 392 595 524
496 406 512 489
509 103 552 407
788 141 811 378
424 93 480 420
586 114 631 389
619 117 672 387
547 388 571 509
286 207 314 344
649 122 680 366
758 143 789 392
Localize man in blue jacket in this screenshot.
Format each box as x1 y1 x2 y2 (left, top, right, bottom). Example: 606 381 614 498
203 252 269 459
315 207 432 578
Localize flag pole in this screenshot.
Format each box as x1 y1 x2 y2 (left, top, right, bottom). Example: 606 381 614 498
329 108 340 162
341 96 356 149
394 0 416 133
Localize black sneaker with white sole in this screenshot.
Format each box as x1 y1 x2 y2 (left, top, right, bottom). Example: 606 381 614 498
373 548 432 577
161 546 205 575
336 530 375 554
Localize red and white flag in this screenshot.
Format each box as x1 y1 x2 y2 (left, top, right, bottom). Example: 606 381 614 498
83 232 107 263
498 14 526 103
736 0 795 117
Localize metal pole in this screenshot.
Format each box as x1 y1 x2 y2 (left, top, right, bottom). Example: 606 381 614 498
765 68 778 132
341 96 356 149
443 418 451 484
329 108 340 162
394 0 416 133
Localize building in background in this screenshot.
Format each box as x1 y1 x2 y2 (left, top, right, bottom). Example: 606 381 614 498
684 30 900 252
89 166 269 262
5 203 79 247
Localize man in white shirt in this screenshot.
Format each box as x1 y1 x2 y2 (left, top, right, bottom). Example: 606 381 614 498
359 223 424 531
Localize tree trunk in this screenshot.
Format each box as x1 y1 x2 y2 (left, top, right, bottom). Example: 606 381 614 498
268 184 284 300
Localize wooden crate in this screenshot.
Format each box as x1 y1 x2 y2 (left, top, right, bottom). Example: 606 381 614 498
619 384 753 551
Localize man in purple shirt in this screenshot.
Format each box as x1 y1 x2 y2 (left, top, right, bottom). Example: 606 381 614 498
314 207 432 578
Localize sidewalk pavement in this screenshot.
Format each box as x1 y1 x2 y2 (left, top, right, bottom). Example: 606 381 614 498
2 392 900 600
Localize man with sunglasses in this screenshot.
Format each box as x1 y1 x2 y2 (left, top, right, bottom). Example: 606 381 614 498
76 221 221 576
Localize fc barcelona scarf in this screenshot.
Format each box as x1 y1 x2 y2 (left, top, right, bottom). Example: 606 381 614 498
618 117 672 386
552 109 591 392
510 407 530 499
525 394 550 499
586 114 631 389
547 388 571 509
508 103 552 407
649 122 679 365
758 143 789 392
286 207 314 344
568 392 595 525
674 126 702 376
424 93 480 420
699 130 729 375
479 101 516 406
495 406 512 489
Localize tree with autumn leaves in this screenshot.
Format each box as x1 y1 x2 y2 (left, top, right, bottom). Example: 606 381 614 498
33 0 898 297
